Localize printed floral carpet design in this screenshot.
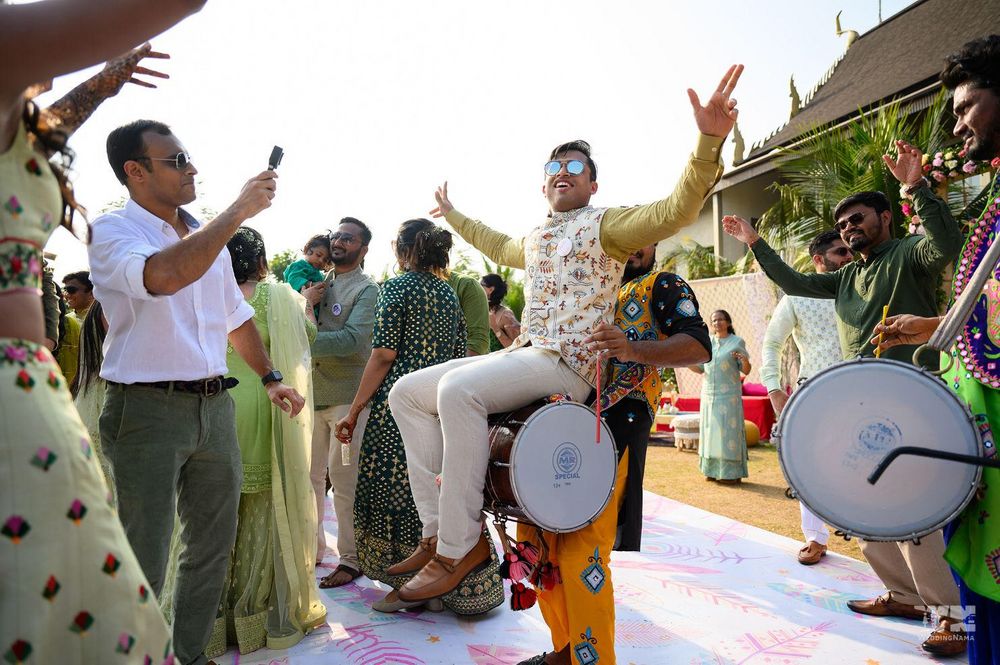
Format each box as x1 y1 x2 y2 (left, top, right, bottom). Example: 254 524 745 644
217 491 966 664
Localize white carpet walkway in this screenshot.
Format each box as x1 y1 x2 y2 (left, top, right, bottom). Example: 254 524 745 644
217 491 964 664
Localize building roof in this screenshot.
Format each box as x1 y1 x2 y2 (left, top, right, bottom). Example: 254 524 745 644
740 0 1000 166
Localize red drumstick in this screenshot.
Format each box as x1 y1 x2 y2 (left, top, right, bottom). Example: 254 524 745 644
596 356 602 444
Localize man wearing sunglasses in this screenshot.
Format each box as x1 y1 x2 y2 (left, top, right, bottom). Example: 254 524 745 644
61 270 95 318
88 119 305 665
868 35 1000 662
758 230 852 567
723 141 964 656
305 217 379 589
387 64 742 665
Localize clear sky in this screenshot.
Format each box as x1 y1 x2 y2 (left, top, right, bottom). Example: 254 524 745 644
39 0 913 280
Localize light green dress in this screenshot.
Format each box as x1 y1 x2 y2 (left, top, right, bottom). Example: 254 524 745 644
698 334 749 480
211 281 325 656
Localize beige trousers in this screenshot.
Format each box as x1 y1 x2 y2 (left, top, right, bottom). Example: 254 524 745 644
859 530 961 616
389 347 592 559
310 404 369 570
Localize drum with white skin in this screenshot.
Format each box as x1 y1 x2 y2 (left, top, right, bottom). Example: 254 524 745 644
485 400 618 533
775 357 983 541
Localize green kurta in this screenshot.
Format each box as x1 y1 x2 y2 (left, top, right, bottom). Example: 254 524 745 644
698 334 749 480
354 270 503 615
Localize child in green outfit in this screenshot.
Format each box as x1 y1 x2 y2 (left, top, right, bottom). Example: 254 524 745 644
284 234 332 292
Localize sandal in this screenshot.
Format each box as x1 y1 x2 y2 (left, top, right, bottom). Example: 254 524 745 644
319 564 362 588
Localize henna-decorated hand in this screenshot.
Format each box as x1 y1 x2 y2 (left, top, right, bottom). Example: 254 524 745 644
98 42 170 96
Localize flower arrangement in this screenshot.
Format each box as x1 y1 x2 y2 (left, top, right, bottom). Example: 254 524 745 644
900 149 1000 234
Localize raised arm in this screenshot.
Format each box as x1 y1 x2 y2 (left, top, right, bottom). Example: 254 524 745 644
599 65 743 261
143 171 277 295
41 44 170 140
723 215 839 299
0 0 204 103
431 182 526 269
883 140 962 274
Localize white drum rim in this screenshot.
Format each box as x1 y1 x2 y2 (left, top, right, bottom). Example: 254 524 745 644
508 401 617 533
776 356 983 541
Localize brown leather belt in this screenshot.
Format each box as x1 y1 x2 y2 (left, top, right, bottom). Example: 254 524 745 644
110 376 239 397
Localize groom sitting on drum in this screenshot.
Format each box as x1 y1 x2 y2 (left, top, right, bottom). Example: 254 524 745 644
722 143 966 656
385 64 742 643
507 245 711 665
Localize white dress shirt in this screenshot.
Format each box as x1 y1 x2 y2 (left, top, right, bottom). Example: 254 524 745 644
88 200 254 383
760 294 843 393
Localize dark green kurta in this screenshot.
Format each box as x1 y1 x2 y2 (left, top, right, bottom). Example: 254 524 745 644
751 187 963 368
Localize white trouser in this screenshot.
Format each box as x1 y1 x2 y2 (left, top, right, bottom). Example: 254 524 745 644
799 502 829 545
389 347 591 559
310 404 369 569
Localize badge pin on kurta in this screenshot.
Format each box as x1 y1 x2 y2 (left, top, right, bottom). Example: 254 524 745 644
556 238 573 257
331 303 342 316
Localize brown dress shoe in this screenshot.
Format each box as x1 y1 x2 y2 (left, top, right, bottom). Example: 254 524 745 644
387 536 437 576
846 593 927 620
796 541 827 565
397 533 491 602
922 620 968 656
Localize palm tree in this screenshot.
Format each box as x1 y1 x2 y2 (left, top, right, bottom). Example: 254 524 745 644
750 91 990 271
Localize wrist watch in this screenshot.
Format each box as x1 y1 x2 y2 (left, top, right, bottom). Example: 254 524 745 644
261 369 283 386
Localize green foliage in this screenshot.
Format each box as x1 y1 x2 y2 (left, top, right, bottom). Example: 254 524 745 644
752 91 962 268
660 241 737 280
269 249 297 282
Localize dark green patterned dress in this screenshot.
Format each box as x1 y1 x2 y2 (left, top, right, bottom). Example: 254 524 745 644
354 270 503 615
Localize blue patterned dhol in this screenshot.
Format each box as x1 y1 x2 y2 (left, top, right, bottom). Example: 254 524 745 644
579 547 606 595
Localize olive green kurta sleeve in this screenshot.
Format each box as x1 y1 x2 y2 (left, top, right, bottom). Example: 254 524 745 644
443 209 526 269
599 134 724 263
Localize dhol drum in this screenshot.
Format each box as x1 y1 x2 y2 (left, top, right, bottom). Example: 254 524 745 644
775 357 984 541
485 399 618 533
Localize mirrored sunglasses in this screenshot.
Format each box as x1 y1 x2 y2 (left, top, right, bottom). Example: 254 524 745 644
544 159 585 177
146 151 193 170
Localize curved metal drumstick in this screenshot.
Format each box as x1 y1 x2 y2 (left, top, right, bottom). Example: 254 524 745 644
868 446 1000 485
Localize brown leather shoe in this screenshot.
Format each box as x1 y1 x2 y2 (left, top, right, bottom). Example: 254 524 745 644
797 541 827 565
397 533 491 602
387 536 437 576
922 620 968 657
846 593 926 620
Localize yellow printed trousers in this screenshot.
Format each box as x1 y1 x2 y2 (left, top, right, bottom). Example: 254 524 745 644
517 450 629 665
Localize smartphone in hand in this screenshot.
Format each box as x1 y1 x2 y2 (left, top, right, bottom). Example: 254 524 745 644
268 146 284 171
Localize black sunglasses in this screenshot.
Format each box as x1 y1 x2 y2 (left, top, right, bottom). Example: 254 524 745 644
330 232 359 244
544 159 586 177
834 211 871 233
62 285 81 294
144 151 193 170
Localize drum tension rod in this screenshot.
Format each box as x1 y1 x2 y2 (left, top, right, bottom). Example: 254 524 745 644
868 446 1000 485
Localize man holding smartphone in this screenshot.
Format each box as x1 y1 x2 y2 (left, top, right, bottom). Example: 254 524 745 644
89 120 304 665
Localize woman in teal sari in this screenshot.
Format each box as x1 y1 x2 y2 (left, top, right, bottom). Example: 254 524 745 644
690 309 751 484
